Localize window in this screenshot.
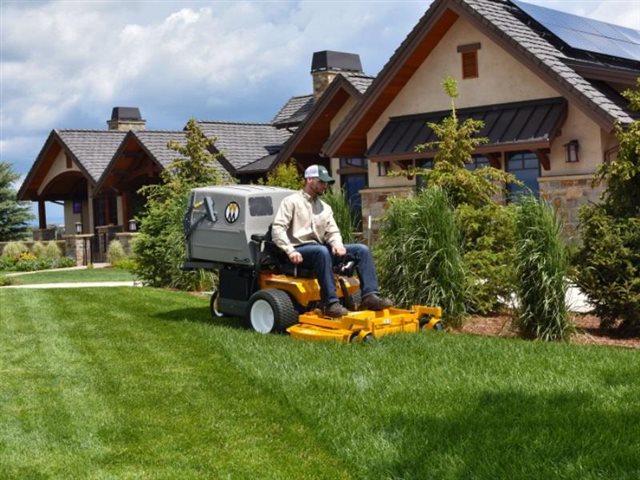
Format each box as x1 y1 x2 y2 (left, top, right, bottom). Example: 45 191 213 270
457 43 481 79
466 155 490 171
506 152 540 200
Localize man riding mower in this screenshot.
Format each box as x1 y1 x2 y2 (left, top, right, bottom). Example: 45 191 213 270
182 180 442 343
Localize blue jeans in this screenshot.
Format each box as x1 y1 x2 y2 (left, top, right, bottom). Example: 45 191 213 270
294 243 379 305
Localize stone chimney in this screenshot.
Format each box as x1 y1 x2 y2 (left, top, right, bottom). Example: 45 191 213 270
107 107 146 131
311 51 363 100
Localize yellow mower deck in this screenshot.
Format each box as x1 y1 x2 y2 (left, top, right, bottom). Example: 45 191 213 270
287 305 442 343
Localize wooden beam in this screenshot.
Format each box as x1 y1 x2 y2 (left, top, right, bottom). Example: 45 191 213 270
38 200 47 229
486 152 502 169
535 149 551 171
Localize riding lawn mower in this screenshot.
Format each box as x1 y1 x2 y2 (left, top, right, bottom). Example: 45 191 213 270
182 185 442 343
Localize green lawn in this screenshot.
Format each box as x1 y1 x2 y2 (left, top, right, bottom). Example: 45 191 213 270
1 287 639 479
3 267 136 285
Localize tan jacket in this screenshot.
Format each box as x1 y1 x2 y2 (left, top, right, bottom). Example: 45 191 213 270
271 190 344 255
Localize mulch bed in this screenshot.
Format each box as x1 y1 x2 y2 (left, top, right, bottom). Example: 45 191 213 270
456 313 640 349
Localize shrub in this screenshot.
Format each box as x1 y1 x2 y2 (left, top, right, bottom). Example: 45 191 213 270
45 241 62 260
573 80 640 330
457 203 517 314
259 160 303 190
513 196 572 341
323 188 355 244
375 187 467 327
574 206 640 328
107 240 127 265
2 241 28 260
31 241 47 258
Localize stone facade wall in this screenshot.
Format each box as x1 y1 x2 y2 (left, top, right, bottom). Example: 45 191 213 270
360 186 415 243
539 175 604 238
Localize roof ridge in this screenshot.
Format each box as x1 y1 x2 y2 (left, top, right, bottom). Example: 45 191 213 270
197 120 276 126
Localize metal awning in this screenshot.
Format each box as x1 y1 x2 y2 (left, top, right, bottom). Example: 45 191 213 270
367 97 567 161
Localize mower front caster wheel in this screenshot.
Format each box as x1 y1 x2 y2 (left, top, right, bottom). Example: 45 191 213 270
247 288 298 334
210 289 224 318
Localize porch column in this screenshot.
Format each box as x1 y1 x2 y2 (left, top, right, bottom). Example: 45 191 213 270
38 200 47 229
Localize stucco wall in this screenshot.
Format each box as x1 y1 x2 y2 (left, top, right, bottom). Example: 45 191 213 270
37 150 81 196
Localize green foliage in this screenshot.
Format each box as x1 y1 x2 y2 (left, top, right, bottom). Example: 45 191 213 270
574 207 640 328
134 119 224 290
592 79 640 218
2 241 28 259
106 240 127 265
411 77 519 208
375 187 467 327
322 188 355 243
259 160 303 190
513 196 572 341
44 241 62 260
457 203 517 314
0 162 34 241
31 241 46 258
574 79 640 329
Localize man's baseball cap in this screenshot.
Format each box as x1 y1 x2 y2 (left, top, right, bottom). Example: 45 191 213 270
304 164 335 183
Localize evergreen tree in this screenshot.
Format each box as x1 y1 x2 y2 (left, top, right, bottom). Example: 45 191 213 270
0 162 33 241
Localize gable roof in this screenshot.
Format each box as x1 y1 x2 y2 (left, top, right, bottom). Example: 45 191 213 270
18 129 127 200
94 130 234 193
197 121 292 175
269 74 369 169
323 0 640 158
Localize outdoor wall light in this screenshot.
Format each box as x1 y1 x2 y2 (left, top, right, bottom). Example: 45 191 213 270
128 218 137 232
75 222 83 235
564 139 580 163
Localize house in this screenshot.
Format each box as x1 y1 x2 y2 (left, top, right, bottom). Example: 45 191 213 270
310 0 639 236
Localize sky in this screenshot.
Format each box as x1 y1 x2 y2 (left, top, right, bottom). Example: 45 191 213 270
1 0 639 223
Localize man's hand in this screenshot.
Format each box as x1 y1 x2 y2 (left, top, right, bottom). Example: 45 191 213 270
288 251 303 264
332 244 346 257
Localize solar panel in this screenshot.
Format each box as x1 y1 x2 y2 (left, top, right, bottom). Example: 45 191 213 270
513 0 640 62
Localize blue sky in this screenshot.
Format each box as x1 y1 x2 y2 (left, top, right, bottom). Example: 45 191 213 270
1 0 639 223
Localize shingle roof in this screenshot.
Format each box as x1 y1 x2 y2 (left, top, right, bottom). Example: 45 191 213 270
461 0 637 124
197 121 292 173
56 130 127 182
341 73 376 94
132 130 234 182
131 131 187 169
271 95 315 127
271 74 375 128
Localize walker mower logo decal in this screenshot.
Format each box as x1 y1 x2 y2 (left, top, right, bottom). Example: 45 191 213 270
224 202 240 224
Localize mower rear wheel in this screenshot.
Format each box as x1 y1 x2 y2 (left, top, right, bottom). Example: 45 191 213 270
210 289 224 318
247 288 298 334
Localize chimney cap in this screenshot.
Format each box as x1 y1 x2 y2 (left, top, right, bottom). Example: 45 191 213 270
311 51 362 73
111 107 143 121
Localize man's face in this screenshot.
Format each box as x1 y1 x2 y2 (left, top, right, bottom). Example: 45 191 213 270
309 177 329 196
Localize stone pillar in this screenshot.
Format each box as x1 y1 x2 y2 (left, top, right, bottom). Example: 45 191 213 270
359 186 415 245
65 234 94 266
115 232 138 255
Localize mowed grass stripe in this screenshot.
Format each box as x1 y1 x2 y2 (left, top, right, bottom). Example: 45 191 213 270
0 288 349 480
1 287 640 479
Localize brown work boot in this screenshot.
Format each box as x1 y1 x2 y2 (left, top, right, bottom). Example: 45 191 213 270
323 302 348 318
360 293 393 311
